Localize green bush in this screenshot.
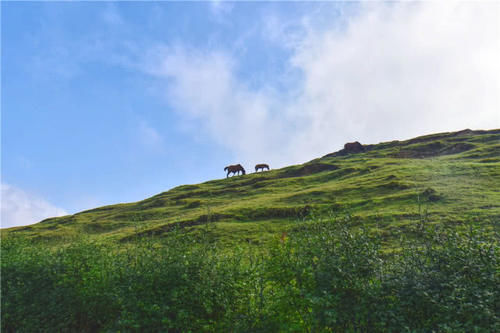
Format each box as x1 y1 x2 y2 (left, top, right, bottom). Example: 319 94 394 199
264 216 383 331
382 225 500 332
2 218 498 332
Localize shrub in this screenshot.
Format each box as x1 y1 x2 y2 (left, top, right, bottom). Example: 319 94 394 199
265 216 384 331
2 218 498 332
382 225 500 332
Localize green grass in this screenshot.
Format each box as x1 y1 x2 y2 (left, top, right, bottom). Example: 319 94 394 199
3 217 498 332
2 128 499 331
3 128 500 247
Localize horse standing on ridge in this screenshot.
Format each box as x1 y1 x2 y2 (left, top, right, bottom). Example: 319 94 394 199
224 164 246 178
255 164 270 172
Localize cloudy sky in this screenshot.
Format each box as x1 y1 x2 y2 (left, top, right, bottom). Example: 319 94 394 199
2 1 499 228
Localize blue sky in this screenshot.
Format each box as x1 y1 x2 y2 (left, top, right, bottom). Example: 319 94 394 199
2 1 499 228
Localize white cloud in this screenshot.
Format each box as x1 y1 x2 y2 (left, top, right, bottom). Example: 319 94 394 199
1 183 67 228
146 2 500 168
138 121 164 149
289 1 500 156
147 46 295 168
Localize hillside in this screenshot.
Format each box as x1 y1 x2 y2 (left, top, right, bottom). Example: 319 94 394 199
3 128 500 332
5 128 500 245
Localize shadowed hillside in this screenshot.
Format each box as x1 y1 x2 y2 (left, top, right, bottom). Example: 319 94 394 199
5 128 500 245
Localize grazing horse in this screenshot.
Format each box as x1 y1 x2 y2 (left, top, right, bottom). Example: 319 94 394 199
255 163 270 172
224 164 246 178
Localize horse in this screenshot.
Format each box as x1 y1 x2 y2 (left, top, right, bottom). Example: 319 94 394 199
255 163 270 172
224 164 246 178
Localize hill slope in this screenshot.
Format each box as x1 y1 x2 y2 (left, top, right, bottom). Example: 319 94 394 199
6 128 500 245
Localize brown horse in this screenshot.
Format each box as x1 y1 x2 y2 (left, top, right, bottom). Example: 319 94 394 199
255 163 270 172
224 164 246 178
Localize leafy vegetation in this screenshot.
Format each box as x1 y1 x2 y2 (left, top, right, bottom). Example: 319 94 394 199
2 129 499 331
2 217 498 332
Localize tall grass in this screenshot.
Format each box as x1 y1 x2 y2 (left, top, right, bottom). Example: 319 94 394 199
2 217 498 332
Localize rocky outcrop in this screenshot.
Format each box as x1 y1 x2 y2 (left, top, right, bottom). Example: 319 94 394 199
343 141 365 153
323 141 366 157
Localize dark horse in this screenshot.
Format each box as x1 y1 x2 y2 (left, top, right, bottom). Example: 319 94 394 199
255 163 270 172
224 164 246 178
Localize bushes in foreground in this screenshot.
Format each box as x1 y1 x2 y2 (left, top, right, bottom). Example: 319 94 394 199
2 219 499 332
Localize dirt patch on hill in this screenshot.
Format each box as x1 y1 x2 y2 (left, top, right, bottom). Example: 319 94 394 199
421 187 442 202
376 181 410 191
236 205 312 220
120 212 233 241
440 143 476 155
406 129 475 145
171 190 211 200
395 142 475 158
278 163 339 178
225 176 271 188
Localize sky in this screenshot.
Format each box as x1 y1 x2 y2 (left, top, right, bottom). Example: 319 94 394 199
1 1 499 228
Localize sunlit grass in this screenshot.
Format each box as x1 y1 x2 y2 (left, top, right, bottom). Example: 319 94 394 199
3 129 499 248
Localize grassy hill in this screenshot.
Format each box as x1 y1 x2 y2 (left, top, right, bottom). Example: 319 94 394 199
4 128 500 246
3 128 499 332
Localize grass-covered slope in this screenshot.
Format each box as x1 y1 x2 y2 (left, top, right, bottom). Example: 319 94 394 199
5 128 500 244
2 129 500 332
